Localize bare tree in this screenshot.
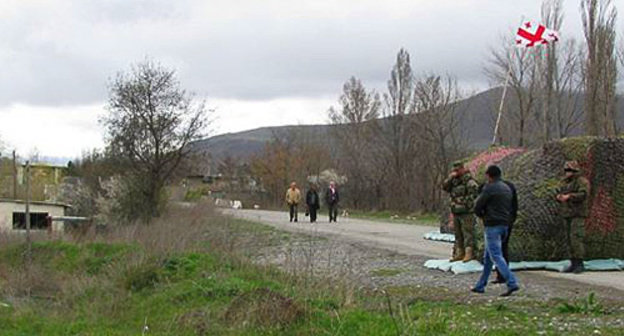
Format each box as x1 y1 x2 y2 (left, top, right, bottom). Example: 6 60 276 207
540 0 585 140
540 0 564 143
378 48 419 210
328 77 381 209
485 41 540 147
552 40 585 138
294 126 331 186
102 60 209 221
250 128 330 207
581 0 618 136
413 75 466 210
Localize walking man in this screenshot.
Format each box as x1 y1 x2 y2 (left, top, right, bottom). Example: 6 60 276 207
325 181 340 223
442 161 479 262
285 182 301 222
556 161 589 273
306 183 320 223
493 179 518 284
472 165 519 297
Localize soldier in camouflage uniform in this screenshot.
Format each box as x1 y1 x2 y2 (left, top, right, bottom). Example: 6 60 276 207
555 160 590 273
442 161 479 262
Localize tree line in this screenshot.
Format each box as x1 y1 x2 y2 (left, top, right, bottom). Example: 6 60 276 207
250 0 623 213
62 0 623 222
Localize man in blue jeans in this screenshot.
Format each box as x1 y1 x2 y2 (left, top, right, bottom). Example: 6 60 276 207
471 165 519 297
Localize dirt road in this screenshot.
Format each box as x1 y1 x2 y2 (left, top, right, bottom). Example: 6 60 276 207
223 208 624 292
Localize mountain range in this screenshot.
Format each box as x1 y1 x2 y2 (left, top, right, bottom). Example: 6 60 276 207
191 87 624 166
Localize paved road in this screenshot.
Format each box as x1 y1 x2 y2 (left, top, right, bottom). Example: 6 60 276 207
222 209 624 292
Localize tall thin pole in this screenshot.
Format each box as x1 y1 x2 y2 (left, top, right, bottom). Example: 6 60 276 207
538 45 551 144
25 161 31 265
492 57 514 145
12 150 17 199
493 16 527 146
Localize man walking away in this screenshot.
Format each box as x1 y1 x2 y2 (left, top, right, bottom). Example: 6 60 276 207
442 161 479 262
471 165 519 297
325 181 340 223
493 179 518 284
285 182 301 222
306 183 320 223
556 161 589 274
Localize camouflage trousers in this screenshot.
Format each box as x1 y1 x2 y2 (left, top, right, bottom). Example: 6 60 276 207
453 213 475 252
565 217 585 259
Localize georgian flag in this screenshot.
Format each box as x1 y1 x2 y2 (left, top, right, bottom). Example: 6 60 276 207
515 21 559 48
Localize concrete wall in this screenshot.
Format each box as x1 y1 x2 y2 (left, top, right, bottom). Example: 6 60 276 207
0 202 65 233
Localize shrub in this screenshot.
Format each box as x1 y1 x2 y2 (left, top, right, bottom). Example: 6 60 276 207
556 292 606 315
122 260 161 292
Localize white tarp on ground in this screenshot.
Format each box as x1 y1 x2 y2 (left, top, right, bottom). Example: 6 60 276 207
424 259 624 275
423 231 455 243
423 230 624 273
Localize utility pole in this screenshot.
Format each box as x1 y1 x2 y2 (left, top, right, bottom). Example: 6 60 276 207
25 161 31 266
12 150 17 199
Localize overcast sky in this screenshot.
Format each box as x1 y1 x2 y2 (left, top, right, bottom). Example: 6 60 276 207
0 0 622 158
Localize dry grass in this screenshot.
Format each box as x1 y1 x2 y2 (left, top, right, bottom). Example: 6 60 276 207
0 202 216 306
0 201 384 323
1 201 623 335
224 288 304 327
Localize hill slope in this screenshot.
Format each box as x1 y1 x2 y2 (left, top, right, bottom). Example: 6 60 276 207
193 88 624 164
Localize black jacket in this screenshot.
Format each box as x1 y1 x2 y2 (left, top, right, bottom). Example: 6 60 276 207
306 190 320 209
325 188 339 205
474 178 517 227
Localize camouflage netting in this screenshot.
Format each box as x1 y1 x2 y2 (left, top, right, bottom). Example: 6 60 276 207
439 137 624 261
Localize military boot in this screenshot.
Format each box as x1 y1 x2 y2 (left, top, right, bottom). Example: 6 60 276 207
450 248 465 262
462 247 474 262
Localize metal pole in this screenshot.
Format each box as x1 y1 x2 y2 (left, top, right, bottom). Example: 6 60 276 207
25 161 31 265
12 150 17 199
492 60 513 145
493 16 526 145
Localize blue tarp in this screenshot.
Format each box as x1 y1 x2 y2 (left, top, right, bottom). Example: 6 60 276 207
423 231 624 274
424 258 624 274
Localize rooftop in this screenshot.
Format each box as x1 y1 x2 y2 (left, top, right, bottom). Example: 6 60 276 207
0 198 71 208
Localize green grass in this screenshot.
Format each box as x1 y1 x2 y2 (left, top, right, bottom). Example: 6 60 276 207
0 212 622 335
370 268 405 277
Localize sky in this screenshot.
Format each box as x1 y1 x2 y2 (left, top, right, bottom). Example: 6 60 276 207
0 0 622 159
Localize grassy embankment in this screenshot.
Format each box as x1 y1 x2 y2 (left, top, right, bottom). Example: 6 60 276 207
0 202 621 335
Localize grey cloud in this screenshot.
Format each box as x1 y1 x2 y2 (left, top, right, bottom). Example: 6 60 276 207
0 0 606 107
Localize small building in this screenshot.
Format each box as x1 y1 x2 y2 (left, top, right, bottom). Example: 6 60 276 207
0 199 69 233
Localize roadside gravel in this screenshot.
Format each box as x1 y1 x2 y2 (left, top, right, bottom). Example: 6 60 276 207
217 208 624 331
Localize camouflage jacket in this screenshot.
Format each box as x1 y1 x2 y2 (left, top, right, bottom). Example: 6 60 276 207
442 172 479 215
556 175 589 218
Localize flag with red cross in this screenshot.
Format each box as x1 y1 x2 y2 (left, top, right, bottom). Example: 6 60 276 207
515 21 559 48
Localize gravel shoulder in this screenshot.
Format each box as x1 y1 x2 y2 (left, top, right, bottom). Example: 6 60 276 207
222 208 624 298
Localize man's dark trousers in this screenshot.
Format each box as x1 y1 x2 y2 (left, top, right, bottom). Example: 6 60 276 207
289 204 298 222
328 203 338 222
309 207 317 223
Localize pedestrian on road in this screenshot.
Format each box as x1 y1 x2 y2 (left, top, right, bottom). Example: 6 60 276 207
325 181 340 223
285 182 301 222
493 179 518 284
471 165 519 297
555 160 589 274
442 161 479 262
306 183 320 223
